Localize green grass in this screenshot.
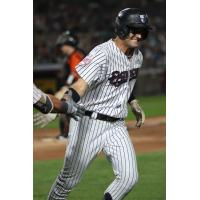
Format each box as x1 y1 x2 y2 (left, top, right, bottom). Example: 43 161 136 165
34 95 166 129
127 95 166 120
34 151 165 200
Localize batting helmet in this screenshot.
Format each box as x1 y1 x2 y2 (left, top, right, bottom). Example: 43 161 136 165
56 30 78 47
115 8 152 40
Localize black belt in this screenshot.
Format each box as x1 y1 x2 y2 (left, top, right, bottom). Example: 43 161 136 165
85 110 123 122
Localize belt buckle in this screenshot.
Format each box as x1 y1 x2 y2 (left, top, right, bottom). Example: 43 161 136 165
91 112 98 119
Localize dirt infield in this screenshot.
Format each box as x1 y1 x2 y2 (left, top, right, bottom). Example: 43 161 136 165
34 116 166 161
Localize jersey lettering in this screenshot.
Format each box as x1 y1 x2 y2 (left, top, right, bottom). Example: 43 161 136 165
108 68 139 87
76 39 143 118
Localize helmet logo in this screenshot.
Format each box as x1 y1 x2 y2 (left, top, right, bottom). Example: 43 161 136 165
140 15 147 23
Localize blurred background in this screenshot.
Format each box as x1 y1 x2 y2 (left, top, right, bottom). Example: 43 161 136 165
33 0 165 96
33 1 166 199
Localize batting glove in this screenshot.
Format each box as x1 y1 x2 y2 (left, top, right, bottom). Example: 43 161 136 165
62 91 85 121
65 99 85 121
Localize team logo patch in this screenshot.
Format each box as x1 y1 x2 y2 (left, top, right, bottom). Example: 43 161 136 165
80 56 93 65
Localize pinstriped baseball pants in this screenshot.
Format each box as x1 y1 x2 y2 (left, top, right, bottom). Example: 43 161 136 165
48 116 138 200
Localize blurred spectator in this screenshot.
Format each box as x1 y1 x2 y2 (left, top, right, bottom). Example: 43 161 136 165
34 0 165 69
55 29 86 140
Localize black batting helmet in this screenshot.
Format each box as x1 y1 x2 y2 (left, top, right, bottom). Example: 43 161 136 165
56 30 78 47
115 8 152 40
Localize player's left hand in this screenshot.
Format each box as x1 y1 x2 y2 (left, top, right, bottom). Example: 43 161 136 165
130 99 145 128
33 112 57 128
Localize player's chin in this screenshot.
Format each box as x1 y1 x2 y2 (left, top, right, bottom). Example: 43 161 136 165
129 42 140 48
129 40 141 47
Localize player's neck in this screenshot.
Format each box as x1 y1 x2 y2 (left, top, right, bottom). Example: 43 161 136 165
113 37 134 58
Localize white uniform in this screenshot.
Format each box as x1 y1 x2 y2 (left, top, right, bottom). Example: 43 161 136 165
33 83 43 104
48 39 143 200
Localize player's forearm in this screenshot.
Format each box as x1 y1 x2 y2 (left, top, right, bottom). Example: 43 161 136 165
47 94 66 113
54 86 69 100
70 78 88 97
60 78 88 103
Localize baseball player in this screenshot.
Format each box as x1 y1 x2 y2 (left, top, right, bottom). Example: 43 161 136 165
33 83 85 123
47 8 150 200
56 29 85 87
56 30 86 139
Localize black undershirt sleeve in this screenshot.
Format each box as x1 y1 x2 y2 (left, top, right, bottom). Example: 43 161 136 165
128 86 136 103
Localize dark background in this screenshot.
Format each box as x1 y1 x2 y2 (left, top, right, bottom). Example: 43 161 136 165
33 0 166 95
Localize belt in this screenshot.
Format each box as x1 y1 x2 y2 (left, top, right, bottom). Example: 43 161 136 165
85 110 123 122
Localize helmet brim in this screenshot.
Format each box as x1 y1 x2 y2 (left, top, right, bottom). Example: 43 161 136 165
128 23 152 30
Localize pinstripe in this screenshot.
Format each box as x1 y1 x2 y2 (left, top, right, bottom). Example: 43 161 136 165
62 119 86 197
106 45 123 115
64 117 90 192
102 45 119 115
33 84 42 104
123 127 138 197
103 127 123 195
81 86 100 107
104 124 123 191
102 47 125 115
82 119 99 162
102 122 138 200
49 119 83 199
77 50 104 73
54 118 89 199
113 127 135 199
127 134 138 182
99 52 122 115
82 119 105 170
109 133 126 197
68 128 91 192
48 119 112 200
108 128 127 199
50 119 80 199
75 118 99 170
48 39 142 199
93 82 109 112
82 63 105 81
49 119 138 200
80 56 106 77
76 50 106 87
77 40 143 118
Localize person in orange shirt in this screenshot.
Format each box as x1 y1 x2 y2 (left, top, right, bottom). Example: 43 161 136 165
56 30 86 140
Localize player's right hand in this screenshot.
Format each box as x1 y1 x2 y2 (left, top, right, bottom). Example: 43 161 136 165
64 97 85 121
33 112 57 128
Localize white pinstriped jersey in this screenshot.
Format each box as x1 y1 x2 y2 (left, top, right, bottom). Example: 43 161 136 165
76 39 143 118
33 83 42 104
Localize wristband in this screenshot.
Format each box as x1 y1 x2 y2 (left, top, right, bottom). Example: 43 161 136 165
128 85 137 103
128 94 136 104
34 95 53 114
67 88 80 103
